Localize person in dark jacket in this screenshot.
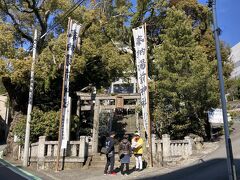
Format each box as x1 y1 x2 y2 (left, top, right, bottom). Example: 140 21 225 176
104 131 116 175
119 134 131 175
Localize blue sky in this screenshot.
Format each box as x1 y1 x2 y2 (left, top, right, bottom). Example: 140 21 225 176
198 0 240 47
130 0 239 47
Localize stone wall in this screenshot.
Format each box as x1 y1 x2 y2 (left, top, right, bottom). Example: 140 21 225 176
152 134 199 166
18 136 89 170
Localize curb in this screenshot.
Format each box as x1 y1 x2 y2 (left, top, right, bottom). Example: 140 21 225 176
0 152 41 180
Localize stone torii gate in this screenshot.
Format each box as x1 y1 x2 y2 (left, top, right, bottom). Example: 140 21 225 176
76 92 141 155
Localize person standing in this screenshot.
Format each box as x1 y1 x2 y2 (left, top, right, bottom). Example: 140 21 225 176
119 134 131 176
104 131 116 175
132 132 144 171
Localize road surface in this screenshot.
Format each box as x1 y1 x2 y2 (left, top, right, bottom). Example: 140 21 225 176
140 122 240 180
0 160 26 180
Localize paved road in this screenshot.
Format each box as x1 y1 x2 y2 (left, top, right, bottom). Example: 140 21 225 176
0 161 26 180
1 123 239 180
140 122 240 180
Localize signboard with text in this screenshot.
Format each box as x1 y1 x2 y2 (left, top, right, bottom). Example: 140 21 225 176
208 108 232 124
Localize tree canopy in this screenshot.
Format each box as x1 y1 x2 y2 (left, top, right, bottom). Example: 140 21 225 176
0 0 232 141
152 7 219 138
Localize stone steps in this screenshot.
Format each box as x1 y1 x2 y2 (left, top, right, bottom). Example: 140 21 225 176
91 113 138 168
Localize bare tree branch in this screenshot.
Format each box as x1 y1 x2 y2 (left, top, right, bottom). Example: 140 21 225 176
2 0 33 42
25 0 47 35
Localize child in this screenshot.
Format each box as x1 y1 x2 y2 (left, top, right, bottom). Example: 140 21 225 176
119 134 131 175
132 132 143 171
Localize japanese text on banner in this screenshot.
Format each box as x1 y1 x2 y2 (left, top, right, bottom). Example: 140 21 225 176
132 25 149 135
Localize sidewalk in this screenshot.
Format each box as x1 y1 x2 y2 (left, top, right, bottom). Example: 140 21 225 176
22 141 220 180
0 141 220 180
29 166 167 180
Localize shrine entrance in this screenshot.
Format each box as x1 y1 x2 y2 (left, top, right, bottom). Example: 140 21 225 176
76 92 141 155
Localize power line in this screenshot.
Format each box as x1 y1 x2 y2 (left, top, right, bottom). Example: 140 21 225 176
25 0 85 52
40 0 86 40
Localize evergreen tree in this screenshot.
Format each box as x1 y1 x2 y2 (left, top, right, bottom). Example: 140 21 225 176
153 7 219 138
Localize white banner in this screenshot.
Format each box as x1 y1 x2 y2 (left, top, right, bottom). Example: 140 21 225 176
133 25 149 134
62 97 72 149
61 22 81 149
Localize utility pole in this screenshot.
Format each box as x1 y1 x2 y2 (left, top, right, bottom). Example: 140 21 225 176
23 29 38 167
209 0 236 179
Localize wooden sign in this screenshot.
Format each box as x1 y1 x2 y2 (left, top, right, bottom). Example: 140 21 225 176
116 96 124 108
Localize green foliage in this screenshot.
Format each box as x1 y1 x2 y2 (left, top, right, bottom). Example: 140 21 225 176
12 114 26 145
153 7 219 139
0 79 6 94
13 108 60 144
227 78 240 101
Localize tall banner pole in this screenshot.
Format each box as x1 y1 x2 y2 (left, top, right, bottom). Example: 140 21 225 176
132 24 153 167
56 18 81 171
23 29 38 167
144 23 153 167
56 18 72 171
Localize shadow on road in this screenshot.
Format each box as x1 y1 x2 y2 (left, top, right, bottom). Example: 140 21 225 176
139 158 240 180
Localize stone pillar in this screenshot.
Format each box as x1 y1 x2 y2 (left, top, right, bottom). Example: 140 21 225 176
184 136 193 156
108 110 113 132
111 83 114 93
17 145 21 160
79 136 87 160
71 144 77 156
162 134 170 160
37 136 46 169
54 145 58 156
152 134 156 157
92 99 100 154
76 97 81 117
133 82 137 93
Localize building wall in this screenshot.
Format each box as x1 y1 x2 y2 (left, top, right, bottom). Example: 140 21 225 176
230 42 240 79
0 95 7 142
110 77 137 93
0 95 7 121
